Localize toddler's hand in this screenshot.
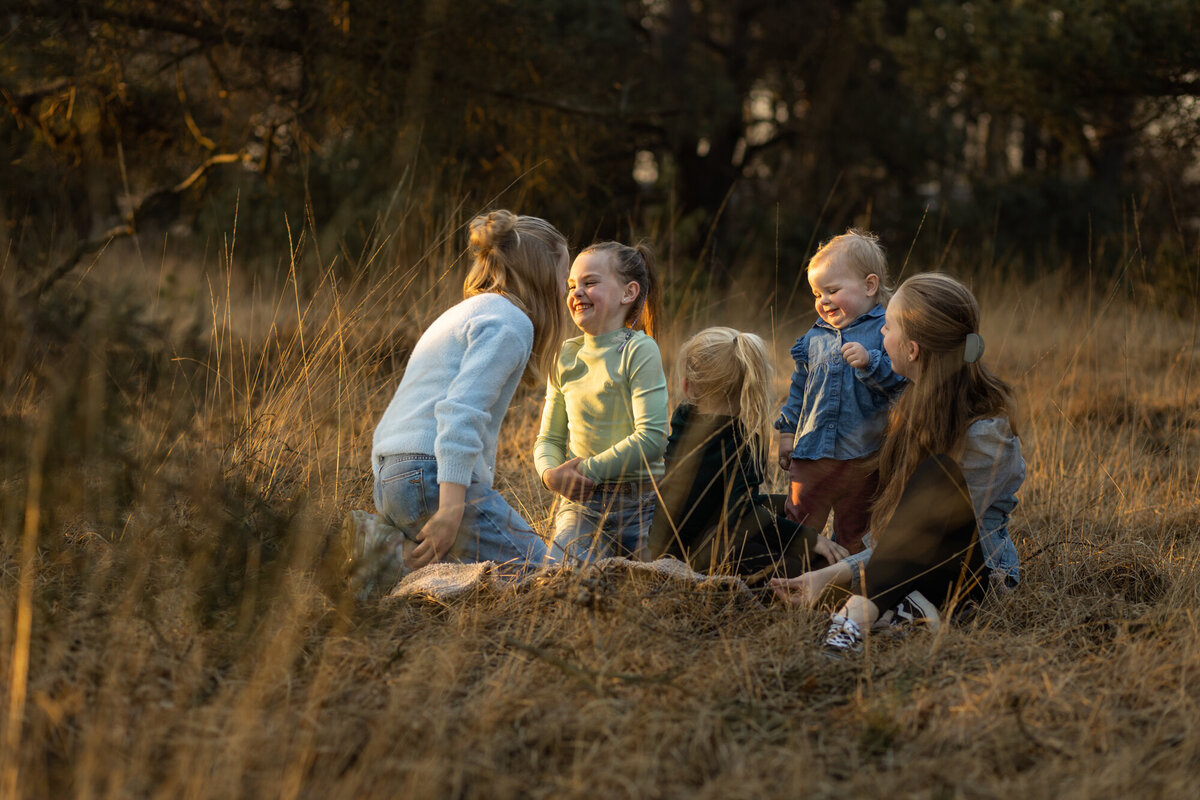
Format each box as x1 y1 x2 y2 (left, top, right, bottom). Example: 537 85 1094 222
841 342 868 369
776 430 793 471
542 457 595 502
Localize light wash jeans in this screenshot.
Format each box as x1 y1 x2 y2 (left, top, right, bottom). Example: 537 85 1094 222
374 454 548 570
548 488 656 565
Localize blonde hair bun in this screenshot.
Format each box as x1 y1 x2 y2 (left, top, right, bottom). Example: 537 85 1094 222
462 209 566 388
468 209 519 260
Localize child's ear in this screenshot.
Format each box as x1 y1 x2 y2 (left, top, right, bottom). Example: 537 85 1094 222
864 274 880 297
621 281 641 305
907 340 920 364
681 376 691 398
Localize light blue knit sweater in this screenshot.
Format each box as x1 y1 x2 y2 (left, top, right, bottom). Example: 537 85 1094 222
372 293 533 488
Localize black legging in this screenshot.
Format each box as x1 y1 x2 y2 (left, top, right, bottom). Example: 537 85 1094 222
862 455 988 613
671 495 830 582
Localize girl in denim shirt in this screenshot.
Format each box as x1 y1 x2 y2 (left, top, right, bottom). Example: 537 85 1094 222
775 230 907 553
772 273 1025 657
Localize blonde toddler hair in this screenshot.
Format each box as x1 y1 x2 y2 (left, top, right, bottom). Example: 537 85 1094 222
809 228 893 304
678 327 774 471
464 209 567 387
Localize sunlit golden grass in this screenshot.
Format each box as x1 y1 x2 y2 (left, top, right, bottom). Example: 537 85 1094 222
1 211 1198 798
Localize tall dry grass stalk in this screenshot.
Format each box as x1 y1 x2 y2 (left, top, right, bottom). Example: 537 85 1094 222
0 206 1198 798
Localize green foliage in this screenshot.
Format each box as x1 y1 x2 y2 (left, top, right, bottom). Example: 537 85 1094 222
2 0 1199 283
883 0 1200 226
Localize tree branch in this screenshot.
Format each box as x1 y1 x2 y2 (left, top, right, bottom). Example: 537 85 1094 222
455 77 686 121
22 0 415 70
23 152 249 302
2 80 75 120
740 129 799 167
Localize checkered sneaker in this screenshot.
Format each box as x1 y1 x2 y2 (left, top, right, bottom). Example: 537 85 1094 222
822 614 864 658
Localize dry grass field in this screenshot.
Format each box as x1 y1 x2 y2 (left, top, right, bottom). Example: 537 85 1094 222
1 211 1198 799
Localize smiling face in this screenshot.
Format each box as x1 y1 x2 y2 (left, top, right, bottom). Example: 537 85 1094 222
566 251 639 336
807 256 879 329
881 288 918 379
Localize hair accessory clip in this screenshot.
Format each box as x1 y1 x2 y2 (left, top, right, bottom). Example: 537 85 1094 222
963 332 985 363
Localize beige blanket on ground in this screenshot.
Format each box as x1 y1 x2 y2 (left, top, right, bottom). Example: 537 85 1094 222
386 556 750 602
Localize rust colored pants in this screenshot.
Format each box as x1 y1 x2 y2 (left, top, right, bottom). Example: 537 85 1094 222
785 456 878 553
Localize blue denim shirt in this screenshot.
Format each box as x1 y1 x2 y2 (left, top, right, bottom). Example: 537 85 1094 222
774 305 906 460
844 416 1025 588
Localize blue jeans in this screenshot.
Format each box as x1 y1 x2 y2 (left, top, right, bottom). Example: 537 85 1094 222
374 454 548 570
549 489 656 565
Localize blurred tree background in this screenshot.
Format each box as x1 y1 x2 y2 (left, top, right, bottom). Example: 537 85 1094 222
3 0 1199 288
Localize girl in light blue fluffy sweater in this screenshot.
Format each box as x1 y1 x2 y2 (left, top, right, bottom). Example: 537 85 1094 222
347 210 568 594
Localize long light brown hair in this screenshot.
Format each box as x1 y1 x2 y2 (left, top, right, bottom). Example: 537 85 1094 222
463 210 567 387
678 327 773 472
871 273 1018 534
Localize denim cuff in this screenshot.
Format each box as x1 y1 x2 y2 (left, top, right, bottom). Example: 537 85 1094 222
854 350 890 389
844 546 872 593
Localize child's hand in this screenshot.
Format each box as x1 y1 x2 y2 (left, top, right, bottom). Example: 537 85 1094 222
776 430 793 471
771 565 837 608
542 457 595 502
409 503 463 569
841 342 868 369
769 572 822 608
814 536 849 564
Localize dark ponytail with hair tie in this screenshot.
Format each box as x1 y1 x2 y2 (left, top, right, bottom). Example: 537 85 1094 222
582 240 662 339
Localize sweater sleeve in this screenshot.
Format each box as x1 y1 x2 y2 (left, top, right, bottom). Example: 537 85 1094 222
960 417 1024 531
775 336 809 432
579 336 669 481
432 313 532 487
533 368 569 477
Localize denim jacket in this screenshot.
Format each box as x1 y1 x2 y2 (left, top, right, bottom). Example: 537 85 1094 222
844 416 1025 588
774 305 906 461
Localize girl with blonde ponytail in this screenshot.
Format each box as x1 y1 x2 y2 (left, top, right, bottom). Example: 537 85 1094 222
648 328 849 579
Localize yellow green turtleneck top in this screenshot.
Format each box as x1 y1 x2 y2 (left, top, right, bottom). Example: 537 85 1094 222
534 327 668 483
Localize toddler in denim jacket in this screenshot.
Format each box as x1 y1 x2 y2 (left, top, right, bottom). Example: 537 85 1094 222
775 230 906 553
